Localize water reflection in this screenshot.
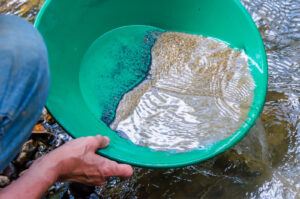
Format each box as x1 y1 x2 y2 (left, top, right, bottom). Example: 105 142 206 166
1 0 300 198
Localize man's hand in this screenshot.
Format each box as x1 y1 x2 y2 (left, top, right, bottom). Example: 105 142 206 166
0 135 133 199
43 135 133 185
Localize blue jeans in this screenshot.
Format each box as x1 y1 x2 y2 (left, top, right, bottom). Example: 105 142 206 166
0 15 49 171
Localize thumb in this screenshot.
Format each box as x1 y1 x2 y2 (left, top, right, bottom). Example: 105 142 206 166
89 135 110 151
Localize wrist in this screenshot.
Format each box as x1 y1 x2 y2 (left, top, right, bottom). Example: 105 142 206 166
0 154 62 199
28 153 62 185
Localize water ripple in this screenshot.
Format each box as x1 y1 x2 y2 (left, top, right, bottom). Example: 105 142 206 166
111 32 255 151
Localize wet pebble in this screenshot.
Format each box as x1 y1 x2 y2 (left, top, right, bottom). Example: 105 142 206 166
2 163 17 179
14 140 37 166
69 182 96 198
89 193 99 199
32 123 47 134
0 176 10 187
25 160 34 169
43 111 56 125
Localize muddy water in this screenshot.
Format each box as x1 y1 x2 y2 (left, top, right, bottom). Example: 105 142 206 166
112 32 254 151
1 0 300 198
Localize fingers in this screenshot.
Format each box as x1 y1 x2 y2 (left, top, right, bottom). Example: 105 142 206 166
100 159 133 178
114 164 134 177
88 135 110 151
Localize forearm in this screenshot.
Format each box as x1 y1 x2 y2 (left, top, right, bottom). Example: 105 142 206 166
0 155 60 199
0 136 133 198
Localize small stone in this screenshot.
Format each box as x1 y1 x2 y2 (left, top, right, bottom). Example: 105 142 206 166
47 185 56 192
31 133 55 145
37 141 47 151
37 113 44 123
44 112 56 124
32 123 47 134
34 151 45 160
89 193 99 199
19 170 27 177
69 182 95 198
25 160 34 169
3 163 17 179
0 176 10 187
14 140 38 166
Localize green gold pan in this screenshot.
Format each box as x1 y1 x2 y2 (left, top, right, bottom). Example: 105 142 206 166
35 0 268 168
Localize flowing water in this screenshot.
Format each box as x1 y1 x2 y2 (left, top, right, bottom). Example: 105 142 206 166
1 0 300 198
112 32 254 151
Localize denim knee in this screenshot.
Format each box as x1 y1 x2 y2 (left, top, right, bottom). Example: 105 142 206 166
0 15 49 170
0 14 49 121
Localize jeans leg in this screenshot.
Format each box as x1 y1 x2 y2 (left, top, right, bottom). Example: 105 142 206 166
0 15 49 171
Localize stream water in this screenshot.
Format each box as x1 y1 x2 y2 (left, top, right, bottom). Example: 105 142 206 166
1 0 300 198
